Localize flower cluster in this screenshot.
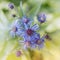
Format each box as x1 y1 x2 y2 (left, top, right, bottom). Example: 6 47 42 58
10 15 46 50
9 3 47 50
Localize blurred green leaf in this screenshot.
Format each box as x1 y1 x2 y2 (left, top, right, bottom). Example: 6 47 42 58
28 2 42 17
7 0 27 6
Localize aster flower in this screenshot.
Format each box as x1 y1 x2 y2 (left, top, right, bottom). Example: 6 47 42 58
19 23 39 38
17 22 45 49
36 36 45 49
10 16 33 37
10 18 23 37
11 18 41 49
19 33 45 50
37 13 46 23
31 35 45 49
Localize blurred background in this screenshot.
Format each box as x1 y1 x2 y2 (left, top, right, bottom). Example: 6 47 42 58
0 0 60 60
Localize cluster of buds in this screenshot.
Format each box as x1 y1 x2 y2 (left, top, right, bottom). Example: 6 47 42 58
8 3 51 57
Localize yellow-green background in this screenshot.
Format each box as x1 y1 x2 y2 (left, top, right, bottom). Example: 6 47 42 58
0 0 60 60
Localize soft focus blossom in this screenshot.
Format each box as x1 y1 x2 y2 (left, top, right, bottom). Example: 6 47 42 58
37 13 46 23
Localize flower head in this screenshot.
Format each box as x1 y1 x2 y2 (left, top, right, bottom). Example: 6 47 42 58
35 35 45 47
10 11 46 50
26 29 34 36
10 18 23 37
37 13 46 23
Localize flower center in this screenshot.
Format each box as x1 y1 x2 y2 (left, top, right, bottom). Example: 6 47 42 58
26 29 33 36
40 17 44 21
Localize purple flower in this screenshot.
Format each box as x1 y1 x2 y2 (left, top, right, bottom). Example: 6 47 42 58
18 24 44 49
23 32 40 42
8 3 14 9
17 22 41 49
21 23 39 38
10 18 23 37
37 13 46 23
36 37 45 49
13 19 23 29
12 21 45 49
10 16 33 37
10 15 45 49
22 35 45 49
11 18 39 37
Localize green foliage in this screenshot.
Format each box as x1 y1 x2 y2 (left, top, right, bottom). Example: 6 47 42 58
6 0 27 6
